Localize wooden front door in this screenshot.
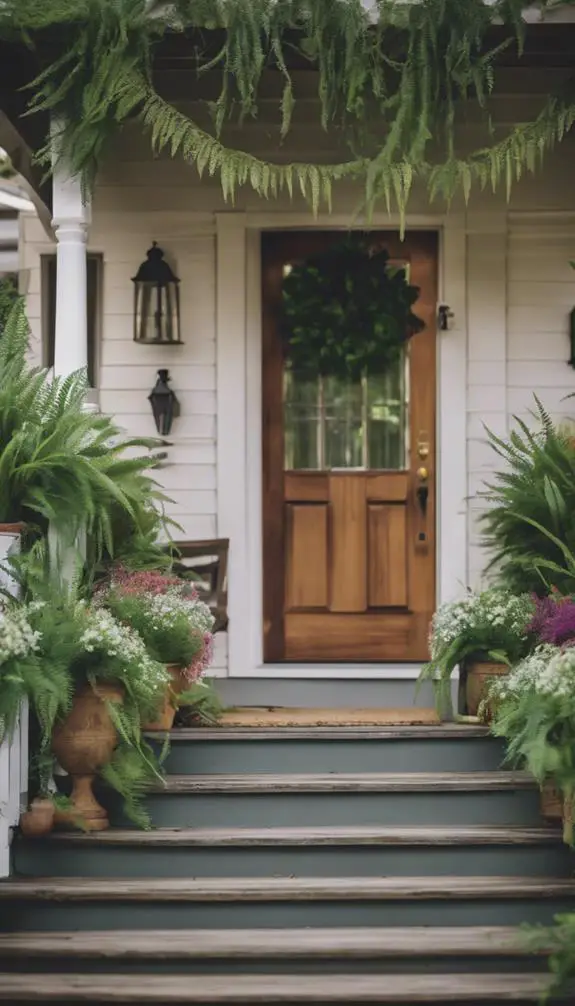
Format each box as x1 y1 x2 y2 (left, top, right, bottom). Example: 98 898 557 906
262 231 438 663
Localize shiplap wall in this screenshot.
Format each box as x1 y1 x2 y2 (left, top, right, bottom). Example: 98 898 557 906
19 82 575 669
466 207 575 586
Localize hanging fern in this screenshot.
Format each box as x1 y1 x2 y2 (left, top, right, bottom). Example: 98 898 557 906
0 0 573 215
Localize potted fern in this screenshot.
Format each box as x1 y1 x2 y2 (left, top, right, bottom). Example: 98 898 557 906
419 588 534 718
98 568 215 731
480 401 575 596
0 301 168 549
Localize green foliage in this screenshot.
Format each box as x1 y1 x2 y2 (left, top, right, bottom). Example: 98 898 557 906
480 399 575 595
0 278 19 331
176 678 223 727
0 300 169 555
523 913 575 1001
0 0 573 216
281 238 424 380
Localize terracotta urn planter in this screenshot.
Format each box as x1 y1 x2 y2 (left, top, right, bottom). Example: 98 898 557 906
465 661 509 719
20 797 55 838
52 682 123 832
142 664 189 731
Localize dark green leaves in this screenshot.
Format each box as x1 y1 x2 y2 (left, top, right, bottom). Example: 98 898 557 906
281 237 424 381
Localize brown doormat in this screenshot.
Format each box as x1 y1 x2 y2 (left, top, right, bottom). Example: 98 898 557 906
219 707 440 727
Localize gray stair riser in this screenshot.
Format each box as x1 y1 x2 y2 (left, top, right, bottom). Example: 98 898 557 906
3 898 573 931
0 957 549 976
162 739 507 775
13 843 571 879
213 679 439 709
131 791 542 829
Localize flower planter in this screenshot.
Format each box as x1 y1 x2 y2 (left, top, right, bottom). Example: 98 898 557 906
0 522 25 535
465 661 509 719
142 664 189 731
20 798 55 838
540 781 564 821
52 682 123 832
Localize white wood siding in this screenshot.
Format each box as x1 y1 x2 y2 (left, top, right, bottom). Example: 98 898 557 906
467 211 575 586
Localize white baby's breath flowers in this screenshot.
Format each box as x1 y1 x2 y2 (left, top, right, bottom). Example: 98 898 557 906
429 589 534 662
0 603 41 664
79 606 170 702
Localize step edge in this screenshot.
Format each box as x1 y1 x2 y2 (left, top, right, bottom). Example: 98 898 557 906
3 876 575 901
158 771 534 794
0 926 550 959
22 825 563 848
0 971 561 1002
162 725 492 741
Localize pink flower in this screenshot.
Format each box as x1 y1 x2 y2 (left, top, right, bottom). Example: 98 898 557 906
182 631 214 683
105 566 198 601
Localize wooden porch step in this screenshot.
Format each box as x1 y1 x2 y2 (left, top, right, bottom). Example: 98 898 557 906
33 825 561 847
2 875 574 901
0 926 549 960
159 771 535 793
0 971 563 1001
165 724 491 741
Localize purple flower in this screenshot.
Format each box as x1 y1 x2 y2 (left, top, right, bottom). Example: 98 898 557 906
530 593 575 647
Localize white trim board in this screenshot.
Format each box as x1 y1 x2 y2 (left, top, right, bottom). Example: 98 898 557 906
215 212 468 679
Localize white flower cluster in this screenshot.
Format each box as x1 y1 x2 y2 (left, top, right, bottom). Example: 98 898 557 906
0 604 40 665
491 644 575 702
429 589 533 661
147 590 215 635
79 606 170 697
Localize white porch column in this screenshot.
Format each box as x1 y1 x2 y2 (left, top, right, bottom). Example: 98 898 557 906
51 152 91 378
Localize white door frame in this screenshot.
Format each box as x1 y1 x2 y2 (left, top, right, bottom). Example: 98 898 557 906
216 211 468 679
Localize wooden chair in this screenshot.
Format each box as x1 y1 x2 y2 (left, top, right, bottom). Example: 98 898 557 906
169 538 229 632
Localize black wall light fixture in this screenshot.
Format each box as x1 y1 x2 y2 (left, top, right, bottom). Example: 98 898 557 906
569 307 575 368
149 369 180 437
132 242 182 344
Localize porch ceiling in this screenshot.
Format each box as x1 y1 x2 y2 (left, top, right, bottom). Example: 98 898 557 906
149 23 575 104
0 40 51 228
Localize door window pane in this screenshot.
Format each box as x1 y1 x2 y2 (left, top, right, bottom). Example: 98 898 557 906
284 354 408 472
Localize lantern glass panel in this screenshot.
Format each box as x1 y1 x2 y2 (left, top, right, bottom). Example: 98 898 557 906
134 280 181 344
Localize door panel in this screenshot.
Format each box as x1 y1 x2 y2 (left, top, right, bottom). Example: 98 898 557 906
262 231 437 663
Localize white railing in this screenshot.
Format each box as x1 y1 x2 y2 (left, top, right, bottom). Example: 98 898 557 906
0 532 28 877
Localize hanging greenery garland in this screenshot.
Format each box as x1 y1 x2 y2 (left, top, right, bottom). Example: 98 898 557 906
281 238 424 381
0 1 573 215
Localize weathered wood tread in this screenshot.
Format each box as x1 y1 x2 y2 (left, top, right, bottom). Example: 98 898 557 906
0 927 549 959
33 825 561 847
160 771 533 793
166 724 491 741
2 876 574 901
0 972 563 1001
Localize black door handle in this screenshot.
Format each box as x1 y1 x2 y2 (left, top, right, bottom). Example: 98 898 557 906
416 484 429 517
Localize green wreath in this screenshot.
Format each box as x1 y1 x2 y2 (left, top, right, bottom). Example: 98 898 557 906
281 238 425 382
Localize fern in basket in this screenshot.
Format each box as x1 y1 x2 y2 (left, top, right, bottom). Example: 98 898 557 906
0 301 170 557
480 399 575 595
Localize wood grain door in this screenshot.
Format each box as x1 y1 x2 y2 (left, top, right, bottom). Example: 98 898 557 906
262 231 437 663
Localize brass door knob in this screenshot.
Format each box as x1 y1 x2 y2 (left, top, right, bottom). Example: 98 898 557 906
416 467 429 481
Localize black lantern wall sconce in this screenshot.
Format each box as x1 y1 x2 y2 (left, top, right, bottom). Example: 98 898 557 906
149 369 180 437
132 242 182 344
